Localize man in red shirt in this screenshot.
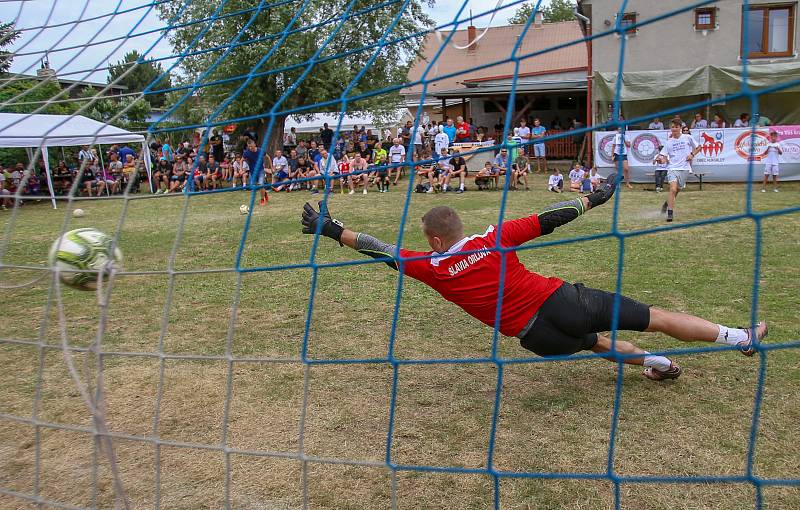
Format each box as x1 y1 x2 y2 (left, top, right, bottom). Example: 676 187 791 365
455 115 471 143
301 174 768 381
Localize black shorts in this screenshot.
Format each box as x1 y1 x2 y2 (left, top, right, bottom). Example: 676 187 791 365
520 282 650 357
377 168 389 177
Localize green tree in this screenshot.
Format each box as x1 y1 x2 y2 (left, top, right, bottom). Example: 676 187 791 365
157 0 432 153
108 50 172 108
0 79 76 115
509 0 576 25
77 86 151 126
0 22 20 74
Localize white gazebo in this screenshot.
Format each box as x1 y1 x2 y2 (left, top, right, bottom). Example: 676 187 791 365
0 113 152 208
284 109 413 134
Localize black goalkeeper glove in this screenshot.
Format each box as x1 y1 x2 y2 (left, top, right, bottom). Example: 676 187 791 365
302 201 345 246
586 172 617 208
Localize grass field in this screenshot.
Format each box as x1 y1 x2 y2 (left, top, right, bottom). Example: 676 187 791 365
1 177 799 509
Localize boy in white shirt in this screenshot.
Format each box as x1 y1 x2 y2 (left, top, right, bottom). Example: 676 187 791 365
659 120 700 222
762 131 782 193
388 137 406 187
653 144 668 192
568 162 585 192
434 126 450 160
547 167 563 193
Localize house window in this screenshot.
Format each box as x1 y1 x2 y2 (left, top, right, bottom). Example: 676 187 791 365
743 4 795 58
695 8 715 30
620 12 637 34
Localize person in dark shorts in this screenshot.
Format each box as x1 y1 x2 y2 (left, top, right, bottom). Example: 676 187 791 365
301 173 769 381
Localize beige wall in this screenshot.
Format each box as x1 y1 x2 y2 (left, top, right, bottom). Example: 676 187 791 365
585 0 799 73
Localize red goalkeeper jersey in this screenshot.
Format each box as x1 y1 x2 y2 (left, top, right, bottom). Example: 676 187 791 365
400 214 563 337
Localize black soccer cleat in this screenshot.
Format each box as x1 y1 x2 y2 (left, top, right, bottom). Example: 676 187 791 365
586 173 617 208
666 209 674 222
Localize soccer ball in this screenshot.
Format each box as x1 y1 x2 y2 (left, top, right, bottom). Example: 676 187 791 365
72 208 85 218
48 228 123 291
239 204 250 215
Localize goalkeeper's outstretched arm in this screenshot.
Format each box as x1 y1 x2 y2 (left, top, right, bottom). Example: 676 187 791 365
301 201 400 270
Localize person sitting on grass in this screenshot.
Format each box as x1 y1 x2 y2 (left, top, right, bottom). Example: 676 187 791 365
300 174 768 381
547 167 563 193
589 167 601 191
568 161 585 192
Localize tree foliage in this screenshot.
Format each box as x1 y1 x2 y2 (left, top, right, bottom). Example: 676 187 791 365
0 79 75 115
509 0 576 25
108 50 172 108
156 0 433 152
0 22 20 74
77 86 151 125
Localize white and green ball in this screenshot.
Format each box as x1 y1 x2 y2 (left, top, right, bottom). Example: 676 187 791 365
48 228 123 290
239 204 250 215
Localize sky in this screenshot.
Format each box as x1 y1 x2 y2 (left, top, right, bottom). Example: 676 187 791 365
6 0 542 83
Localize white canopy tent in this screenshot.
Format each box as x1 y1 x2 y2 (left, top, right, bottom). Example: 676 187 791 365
0 113 152 208
284 109 413 134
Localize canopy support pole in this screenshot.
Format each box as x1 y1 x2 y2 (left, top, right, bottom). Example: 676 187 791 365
42 147 57 209
142 141 153 193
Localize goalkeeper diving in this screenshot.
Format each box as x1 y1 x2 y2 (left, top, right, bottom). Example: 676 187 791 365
300 174 768 380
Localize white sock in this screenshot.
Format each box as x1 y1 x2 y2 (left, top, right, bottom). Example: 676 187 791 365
715 325 748 345
643 352 672 371
460 183 465 190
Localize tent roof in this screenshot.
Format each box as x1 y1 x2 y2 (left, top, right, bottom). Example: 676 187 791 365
0 113 145 148
284 109 411 133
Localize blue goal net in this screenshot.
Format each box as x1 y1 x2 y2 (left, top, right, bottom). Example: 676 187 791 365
0 1 799 509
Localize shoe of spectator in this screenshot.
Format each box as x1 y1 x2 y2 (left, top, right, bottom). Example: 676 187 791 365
761 188 766 193
774 188 779 193
455 189 463 194
425 188 433 194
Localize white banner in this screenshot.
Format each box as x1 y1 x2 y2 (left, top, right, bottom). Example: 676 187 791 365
594 126 800 182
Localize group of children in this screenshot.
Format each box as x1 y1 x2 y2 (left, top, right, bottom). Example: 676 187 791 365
547 162 602 194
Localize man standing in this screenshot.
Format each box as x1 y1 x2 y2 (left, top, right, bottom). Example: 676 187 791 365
648 117 664 130
659 120 700 222
517 119 531 158
320 123 334 149
388 137 406 187
531 118 548 174
442 118 457 146
455 116 470 143
210 129 225 162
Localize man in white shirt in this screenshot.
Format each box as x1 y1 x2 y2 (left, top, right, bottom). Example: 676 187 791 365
317 147 337 193
433 126 450 161
612 126 632 189
762 131 782 193
733 113 750 128
272 150 289 191
388 137 406 186
517 119 531 158
648 117 664 130
659 120 700 222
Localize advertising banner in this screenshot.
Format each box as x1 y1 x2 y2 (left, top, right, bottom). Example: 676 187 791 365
594 126 800 182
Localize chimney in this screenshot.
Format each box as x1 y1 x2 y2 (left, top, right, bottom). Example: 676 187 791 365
534 11 544 27
467 25 477 52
